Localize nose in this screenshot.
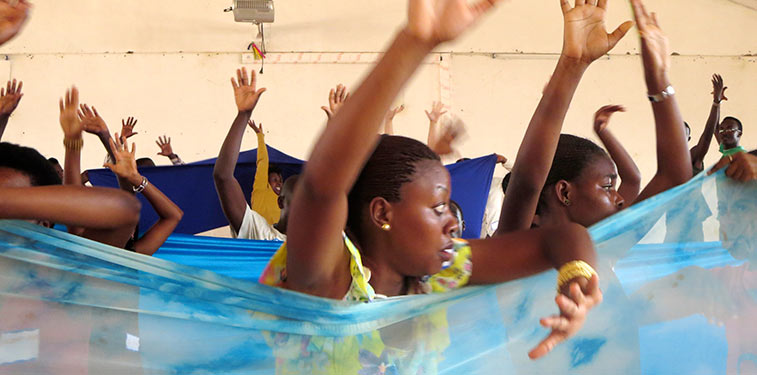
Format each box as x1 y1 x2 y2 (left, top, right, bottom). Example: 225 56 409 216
444 210 460 237
614 190 625 209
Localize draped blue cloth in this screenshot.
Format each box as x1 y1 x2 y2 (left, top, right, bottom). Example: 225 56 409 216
2 170 756 374
86 149 496 239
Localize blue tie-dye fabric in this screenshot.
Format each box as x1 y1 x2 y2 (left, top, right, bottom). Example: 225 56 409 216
0 170 755 374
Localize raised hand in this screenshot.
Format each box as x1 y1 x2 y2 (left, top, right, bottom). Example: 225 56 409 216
0 0 30 46
386 104 404 120
495 153 508 165
711 74 727 103
406 0 501 45
156 135 174 157
0 79 22 116
104 133 142 186
529 274 603 359
425 101 447 123
321 84 350 120
248 120 263 134
560 0 633 65
630 0 670 89
231 67 266 113
78 104 109 136
121 117 138 139
59 87 82 139
593 104 625 134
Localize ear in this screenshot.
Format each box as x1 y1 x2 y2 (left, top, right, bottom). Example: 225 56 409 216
368 197 393 230
554 180 572 206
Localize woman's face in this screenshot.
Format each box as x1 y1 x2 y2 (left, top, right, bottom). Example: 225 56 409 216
385 160 459 277
565 156 625 227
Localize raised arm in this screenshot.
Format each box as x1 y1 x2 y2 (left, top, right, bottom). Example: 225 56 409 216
425 101 447 150
320 84 349 121
690 74 726 173
79 104 118 167
593 105 641 203
105 137 183 255
383 104 404 135
250 120 269 202
0 79 23 141
212 67 266 233
631 0 692 202
59 88 84 189
0 185 140 248
156 135 184 165
497 0 633 234
286 0 501 296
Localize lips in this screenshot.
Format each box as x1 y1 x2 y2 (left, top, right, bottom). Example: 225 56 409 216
439 246 455 269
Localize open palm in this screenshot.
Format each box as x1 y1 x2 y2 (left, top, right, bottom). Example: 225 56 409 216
231 67 266 112
561 0 633 65
407 0 500 44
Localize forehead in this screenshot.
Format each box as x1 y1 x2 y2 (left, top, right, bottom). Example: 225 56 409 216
0 167 32 188
399 160 450 200
577 155 616 181
720 119 740 129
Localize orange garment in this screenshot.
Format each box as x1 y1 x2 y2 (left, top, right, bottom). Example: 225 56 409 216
250 133 280 225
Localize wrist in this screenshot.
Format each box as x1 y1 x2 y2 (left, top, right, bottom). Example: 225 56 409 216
237 109 253 117
126 173 143 187
63 133 83 141
398 27 440 53
556 55 591 73
645 72 670 94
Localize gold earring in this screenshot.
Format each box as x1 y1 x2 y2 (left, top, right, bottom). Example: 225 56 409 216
381 223 391 231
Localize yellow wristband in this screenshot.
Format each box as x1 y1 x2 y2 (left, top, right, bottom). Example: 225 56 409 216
557 260 597 290
63 137 83 152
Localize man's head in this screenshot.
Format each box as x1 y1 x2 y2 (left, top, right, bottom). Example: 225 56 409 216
48 157 64 180
268 164 283 195
717 116 743 150
137 158 156 168
276 174 299 234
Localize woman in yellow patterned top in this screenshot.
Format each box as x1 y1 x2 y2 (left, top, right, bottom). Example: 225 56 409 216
258 0 605 364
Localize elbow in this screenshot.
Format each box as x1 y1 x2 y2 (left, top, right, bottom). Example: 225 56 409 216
118 191 142 227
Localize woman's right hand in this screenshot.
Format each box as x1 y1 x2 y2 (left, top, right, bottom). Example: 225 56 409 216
631 0 671 91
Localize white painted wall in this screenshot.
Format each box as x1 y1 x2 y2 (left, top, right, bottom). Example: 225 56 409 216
2 0 756 187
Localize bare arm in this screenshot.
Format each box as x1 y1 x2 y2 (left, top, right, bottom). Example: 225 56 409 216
632 0 692 203
383 105 404 135
286 0 501 297
593 105 641 203
690 74 726 172
496 0 633 234
0 79 23 141
212 68 265 233
425 101 447 151
470 222 601 359
0 185 141 248
105 137 183 256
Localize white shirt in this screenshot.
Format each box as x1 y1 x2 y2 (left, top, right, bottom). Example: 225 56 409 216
231 205 287 241
481 176 504 238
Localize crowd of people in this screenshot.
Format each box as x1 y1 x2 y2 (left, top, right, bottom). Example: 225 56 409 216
1 0 757 362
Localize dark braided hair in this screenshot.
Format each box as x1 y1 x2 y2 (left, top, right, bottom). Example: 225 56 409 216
0 142 62 186
536 134 609 215
347 135 441 242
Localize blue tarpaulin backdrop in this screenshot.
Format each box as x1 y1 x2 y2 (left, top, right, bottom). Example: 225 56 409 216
87 147 496 239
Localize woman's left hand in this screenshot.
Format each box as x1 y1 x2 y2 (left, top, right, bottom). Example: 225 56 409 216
529 274 603 359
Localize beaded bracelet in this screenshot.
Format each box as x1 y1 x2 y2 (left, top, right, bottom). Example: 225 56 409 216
557 260 597 291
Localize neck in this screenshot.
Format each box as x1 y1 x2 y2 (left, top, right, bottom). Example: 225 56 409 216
360 240 407 297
